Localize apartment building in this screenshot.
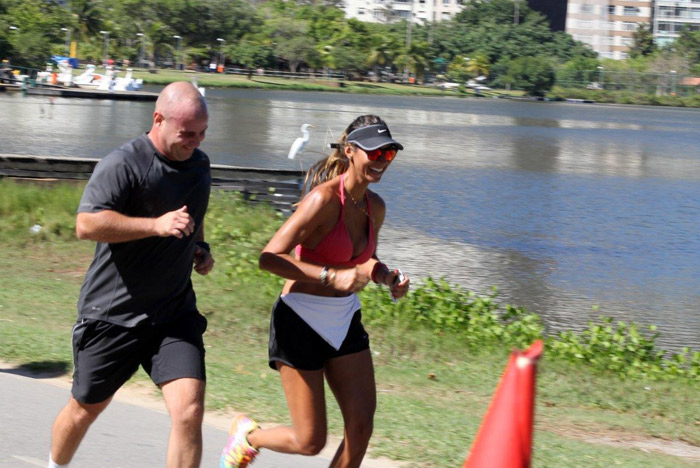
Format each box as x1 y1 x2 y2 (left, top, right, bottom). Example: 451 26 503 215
342 0 465 24
566 0 652 59
653 0 700 46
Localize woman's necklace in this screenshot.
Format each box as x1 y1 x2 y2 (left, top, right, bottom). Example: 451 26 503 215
347 189 369 218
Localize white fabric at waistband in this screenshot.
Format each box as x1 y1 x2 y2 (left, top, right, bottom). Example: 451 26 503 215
280 292 361 350
281 292 359 308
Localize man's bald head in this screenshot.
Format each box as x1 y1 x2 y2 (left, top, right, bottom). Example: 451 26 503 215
149 82 209 162
155 81 208 121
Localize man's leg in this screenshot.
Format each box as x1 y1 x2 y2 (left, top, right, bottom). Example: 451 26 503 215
52 319 139 465
148 312 208 467
50 396 112 465
160 377 206 468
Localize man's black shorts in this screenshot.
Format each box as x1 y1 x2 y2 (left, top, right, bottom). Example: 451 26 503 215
268 297 370 371
71 312 208 404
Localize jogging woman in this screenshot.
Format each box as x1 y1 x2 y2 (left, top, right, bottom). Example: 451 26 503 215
220 115 410 468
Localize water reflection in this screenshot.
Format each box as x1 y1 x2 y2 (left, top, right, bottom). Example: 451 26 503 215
2 89 700 349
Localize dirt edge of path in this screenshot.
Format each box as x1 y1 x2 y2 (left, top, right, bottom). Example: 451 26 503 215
0 360 409 468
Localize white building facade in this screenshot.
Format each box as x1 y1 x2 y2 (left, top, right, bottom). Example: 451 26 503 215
566 0 652 59
653 0 700 47
343 0 466 24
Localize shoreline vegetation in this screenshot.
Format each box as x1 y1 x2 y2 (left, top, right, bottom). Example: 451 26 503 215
1 179 699 466
131 69 700 108
5 0 700 113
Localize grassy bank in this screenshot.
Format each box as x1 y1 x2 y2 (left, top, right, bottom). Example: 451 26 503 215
129 68 700 108
133 68 459 97
1 180 699 466
548 86 700 107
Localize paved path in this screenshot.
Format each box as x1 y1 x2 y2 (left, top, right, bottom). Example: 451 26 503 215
0 367 337 467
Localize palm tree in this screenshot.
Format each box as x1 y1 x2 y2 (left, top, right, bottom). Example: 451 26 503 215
366 37 400 79
68 0 103 40
394 41 430 80
466 53 490 78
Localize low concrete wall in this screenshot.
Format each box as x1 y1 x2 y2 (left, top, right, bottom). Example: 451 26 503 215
0 154 305 215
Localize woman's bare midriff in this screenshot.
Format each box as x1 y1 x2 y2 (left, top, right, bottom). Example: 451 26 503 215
282 276 354 298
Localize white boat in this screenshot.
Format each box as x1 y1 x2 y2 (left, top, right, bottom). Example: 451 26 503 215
73 64 105 89
111 68 143 91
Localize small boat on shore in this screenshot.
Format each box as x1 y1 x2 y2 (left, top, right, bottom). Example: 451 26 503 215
73 65 143 91
73 64 104 89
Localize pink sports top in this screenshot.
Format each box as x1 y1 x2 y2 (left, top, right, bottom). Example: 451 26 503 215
295 173 375 267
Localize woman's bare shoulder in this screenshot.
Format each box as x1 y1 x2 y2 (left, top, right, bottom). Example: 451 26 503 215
298 178 341 218
367 190 387 216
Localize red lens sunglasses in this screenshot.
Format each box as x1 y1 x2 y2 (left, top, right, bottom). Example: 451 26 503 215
329 143 400 162
365 147 399 162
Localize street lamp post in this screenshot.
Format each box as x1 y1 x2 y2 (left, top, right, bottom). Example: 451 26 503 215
404 2 414 82
597 65 604 88
100 30 109 66
216 38 225 72
670 70 677 95
173 35 182 70
136 33 145 68
60 27 71 56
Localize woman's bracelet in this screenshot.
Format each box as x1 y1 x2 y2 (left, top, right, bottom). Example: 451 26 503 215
320 266 330 285
371 262 387 284
320 266 337 287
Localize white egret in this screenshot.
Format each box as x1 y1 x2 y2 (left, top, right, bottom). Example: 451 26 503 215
288 124 313 159
192 78 205 97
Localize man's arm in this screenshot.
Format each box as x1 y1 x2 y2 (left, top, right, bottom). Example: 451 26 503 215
76 205 195 243
193 220 215 275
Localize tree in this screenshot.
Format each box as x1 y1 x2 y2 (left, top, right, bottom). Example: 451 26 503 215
67 0 103 41
446 55 471 82
629 23 656 58
433 0 573 69
395 41 430 80
466 53 490 78
675 27 700 67
505 55 555 96
329 45 365 75
231 41 274 69
276 35 320 72
550 31 597 62
5 0 68 67
556 56 600 87
366 36 401 77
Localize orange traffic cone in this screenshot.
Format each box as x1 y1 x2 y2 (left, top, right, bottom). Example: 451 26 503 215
463 340 544 468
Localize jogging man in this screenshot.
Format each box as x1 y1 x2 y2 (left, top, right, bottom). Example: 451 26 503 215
48 82 214 468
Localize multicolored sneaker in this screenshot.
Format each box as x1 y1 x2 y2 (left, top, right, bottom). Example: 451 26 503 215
220 414 260 468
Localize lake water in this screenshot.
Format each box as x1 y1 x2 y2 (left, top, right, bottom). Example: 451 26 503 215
1 87 699 350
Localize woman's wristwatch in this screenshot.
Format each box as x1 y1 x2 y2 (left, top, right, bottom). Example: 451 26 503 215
320 266 336 286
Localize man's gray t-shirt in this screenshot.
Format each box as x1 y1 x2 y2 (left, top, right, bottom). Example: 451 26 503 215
76 133 211 327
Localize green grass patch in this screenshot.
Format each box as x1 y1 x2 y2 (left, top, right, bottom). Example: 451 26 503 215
548 86 700 108
131 68 468 97
1 179 698 466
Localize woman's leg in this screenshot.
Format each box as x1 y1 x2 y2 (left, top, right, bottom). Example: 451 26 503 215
247 363 328 455
324 349 377 468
